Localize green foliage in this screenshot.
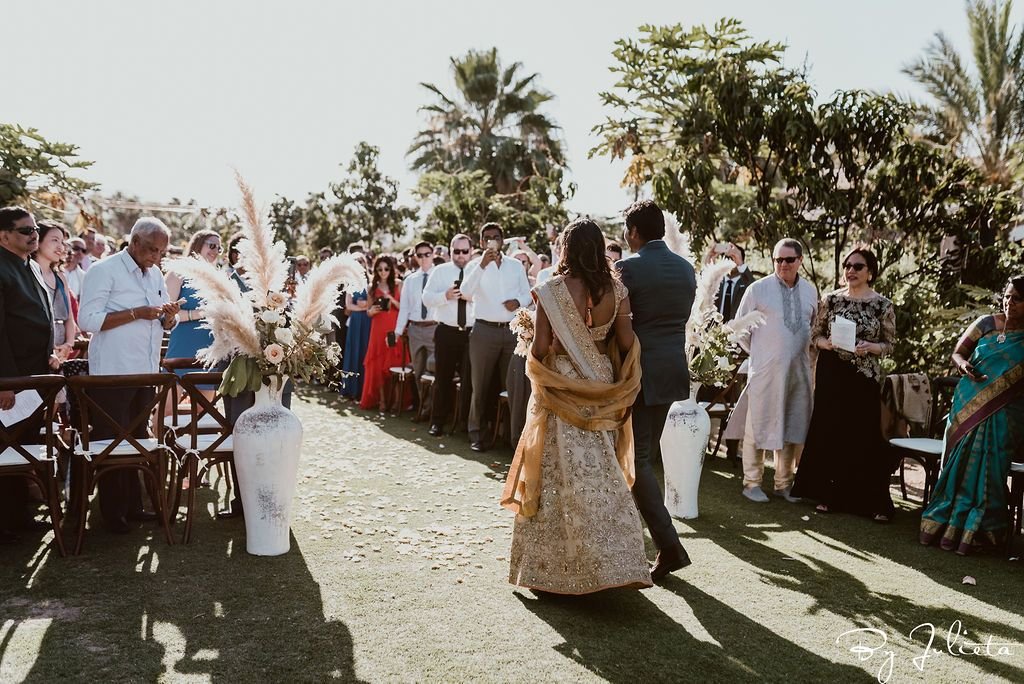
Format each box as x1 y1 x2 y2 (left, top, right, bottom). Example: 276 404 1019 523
409 48 572 249
414 168 571 250
593 19 1021 374
903 0 1024 186
409 48 566 195
0 123 96 207
268 195 306 254
266 142 418 256
78 193 240 247
321 142 417 251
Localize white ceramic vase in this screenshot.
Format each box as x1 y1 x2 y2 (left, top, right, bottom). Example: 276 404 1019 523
233 375 303 556
660 382 711 520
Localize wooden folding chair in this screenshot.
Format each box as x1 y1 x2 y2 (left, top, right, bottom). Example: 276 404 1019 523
698 362 745 459
890 376 958 505
0 375 68 557
386 339 415 416
171 372 232 543
66 373 176 555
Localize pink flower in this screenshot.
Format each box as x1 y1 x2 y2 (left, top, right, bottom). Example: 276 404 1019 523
267 291 288 309
264 343 285 364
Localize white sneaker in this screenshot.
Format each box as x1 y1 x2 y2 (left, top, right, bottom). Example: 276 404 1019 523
775 486 802 503
742 485 770 503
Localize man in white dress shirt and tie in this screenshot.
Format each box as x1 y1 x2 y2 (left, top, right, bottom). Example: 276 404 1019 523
395 240 437 419
422 234 475 437
79 218 181 533
459 223 532 452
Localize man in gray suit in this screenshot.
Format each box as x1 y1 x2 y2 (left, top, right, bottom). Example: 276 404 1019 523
616 199 696 581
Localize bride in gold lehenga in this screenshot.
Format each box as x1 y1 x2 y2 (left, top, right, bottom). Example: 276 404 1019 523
502 218 652 594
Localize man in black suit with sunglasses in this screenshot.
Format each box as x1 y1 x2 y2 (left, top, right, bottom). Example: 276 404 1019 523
0 206 55 542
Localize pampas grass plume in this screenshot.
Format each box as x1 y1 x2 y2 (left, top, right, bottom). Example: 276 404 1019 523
292 254 368 330
233 171 289 301
163 255 262 362
686 259 735 353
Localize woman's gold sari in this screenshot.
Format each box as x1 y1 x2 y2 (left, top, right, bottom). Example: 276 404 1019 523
502 276 652 593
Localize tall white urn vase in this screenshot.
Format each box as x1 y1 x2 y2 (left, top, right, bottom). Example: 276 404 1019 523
233 375 303 556
660 382 711 520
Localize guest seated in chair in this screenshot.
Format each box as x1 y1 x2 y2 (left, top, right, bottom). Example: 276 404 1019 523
919 274 1024 554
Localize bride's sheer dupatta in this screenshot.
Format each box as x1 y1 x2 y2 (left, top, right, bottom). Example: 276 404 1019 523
501 277 642 517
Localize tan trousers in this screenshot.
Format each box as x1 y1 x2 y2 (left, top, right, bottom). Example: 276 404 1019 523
742 440 803 491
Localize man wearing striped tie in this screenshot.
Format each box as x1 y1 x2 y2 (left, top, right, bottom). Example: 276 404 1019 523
395 241 437 419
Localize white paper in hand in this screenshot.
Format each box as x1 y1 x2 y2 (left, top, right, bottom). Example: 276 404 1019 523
831 316 857 353
0 389 43 427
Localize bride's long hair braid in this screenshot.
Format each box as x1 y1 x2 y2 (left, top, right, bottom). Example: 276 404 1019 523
554 218 616 302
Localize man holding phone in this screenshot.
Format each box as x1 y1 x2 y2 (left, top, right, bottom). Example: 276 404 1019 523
422 234 476 437
459 223 531 452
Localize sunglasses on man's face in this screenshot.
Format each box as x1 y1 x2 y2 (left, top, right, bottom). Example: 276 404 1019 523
843 262 867 272
774 256 799 265
416 251 433 258
71 246 87 253
452 248 471 255
4 226 38 236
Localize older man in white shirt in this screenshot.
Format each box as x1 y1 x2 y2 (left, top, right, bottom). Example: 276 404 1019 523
79 218 180 533
395 240 437 418
422 233 475 437
460 223 531 451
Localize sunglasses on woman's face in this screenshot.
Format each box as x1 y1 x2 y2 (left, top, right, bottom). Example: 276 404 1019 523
205 242 222 251
843 262 867 272
774 256 799 265
377 266 391 272
71 246 87 253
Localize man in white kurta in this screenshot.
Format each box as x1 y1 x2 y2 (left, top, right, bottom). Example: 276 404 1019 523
725 238 817 503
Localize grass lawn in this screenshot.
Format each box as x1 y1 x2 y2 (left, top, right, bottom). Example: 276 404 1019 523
1 387 1022 683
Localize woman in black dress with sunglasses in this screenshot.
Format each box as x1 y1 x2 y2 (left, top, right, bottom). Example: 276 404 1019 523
791 247 897 521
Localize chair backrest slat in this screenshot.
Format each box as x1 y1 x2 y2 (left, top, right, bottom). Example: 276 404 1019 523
0 375 66 465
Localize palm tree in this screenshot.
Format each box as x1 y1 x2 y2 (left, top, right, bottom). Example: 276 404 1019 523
903 0 1024 185
408 48 566 195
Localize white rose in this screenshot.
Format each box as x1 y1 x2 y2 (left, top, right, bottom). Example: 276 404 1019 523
717 355 731 370
264 343 285 364
274 327 295 345
309 331 323 345
260 309 281 325
267 291 289 309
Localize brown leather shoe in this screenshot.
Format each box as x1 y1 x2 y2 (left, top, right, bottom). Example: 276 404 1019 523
650 544 691 582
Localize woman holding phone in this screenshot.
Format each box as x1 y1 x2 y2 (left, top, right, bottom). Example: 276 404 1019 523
359 254 406 412
791 247 897 521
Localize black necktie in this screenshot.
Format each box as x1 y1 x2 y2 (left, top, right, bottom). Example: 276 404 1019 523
456 268 467 329
722 279 734 320
420 271 428 320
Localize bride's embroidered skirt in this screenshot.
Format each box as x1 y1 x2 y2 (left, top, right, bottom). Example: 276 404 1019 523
508 356 652 594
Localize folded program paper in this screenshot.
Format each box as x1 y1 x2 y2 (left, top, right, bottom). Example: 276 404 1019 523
831 316 857 353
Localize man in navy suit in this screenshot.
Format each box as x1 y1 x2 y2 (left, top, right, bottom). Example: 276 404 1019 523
616 200 696 581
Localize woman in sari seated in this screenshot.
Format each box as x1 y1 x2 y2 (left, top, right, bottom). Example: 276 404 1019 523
501 218 651 594
920 274 1024 554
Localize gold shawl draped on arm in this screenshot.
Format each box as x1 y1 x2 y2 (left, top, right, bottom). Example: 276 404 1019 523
500 277 642 517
